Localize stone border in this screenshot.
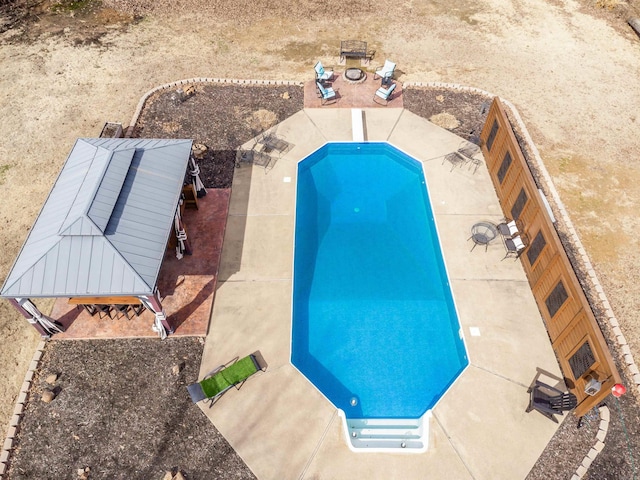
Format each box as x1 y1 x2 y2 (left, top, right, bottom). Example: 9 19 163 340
571 405 610 479
0 340 46 478
125 78 304 138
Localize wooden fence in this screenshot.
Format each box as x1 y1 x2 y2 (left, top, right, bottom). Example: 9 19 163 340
480 97 621 416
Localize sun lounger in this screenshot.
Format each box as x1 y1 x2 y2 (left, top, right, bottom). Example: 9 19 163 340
187 351 267 405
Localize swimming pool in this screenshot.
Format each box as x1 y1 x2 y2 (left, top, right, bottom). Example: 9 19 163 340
292 142 468 425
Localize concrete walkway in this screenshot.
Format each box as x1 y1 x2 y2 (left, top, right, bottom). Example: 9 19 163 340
198 108 563 480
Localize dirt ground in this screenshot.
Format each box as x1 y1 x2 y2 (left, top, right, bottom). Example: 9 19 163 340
1 0 640 476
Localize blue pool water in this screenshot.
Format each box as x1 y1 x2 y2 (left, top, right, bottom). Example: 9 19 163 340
291 142 468 419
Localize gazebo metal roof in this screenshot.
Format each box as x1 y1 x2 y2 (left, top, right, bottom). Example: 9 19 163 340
1 138 193 298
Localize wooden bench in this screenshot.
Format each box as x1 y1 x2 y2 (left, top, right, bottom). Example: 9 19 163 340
340 40 375 63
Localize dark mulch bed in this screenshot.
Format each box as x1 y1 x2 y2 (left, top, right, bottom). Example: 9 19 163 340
133 83 305 188
403 86 492 145
6 83 640 479
5 338 256 480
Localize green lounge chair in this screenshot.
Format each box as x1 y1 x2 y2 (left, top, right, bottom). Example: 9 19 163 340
187 351 267 405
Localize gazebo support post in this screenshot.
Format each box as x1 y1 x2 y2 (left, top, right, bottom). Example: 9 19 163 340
139 290 175 338
8 298 60 337
174 204 192 259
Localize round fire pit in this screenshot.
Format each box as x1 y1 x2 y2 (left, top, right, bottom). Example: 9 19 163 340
343 68 367 84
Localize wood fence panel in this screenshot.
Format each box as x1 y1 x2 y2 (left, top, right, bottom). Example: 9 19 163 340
479 97 621 416
553 312 620 416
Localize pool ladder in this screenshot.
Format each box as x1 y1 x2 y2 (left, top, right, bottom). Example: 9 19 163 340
339 412 430 453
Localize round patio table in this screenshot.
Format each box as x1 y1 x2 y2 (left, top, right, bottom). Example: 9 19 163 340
470 221 498 251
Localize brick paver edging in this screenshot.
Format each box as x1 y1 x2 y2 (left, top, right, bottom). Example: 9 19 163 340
571 405 610 479
0 340 47 478
125 78 304 138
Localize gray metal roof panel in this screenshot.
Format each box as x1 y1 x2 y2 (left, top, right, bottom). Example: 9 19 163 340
1 138 193 298
88 148 135 231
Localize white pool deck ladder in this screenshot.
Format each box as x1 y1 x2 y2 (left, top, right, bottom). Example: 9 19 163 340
339 411 431 453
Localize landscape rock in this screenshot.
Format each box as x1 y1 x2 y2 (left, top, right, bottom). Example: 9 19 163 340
429 112 460 130
191 143 207 159
247 109 277 131
171 364 181 375
41 389 56 403
174 472 186 480
45 373 58 385
175 85 195 103
183 85 196 97
76 466 90 478
161 472 173 480
282 91 290 99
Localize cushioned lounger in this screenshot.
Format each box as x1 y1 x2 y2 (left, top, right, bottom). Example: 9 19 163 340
187 353 264 404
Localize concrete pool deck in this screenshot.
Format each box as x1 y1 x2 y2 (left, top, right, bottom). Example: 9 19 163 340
198 108 564 479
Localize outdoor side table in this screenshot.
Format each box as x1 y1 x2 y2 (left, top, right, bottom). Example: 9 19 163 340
470 221 498 251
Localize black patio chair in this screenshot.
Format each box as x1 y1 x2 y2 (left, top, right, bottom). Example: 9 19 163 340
526 380 578 422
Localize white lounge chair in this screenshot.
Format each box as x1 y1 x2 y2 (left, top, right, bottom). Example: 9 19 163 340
373 83 397 105
316 81 336 105
374 59 396 80
314 61 333 82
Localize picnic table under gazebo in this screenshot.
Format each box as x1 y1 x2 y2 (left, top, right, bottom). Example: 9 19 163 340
1 137 208 339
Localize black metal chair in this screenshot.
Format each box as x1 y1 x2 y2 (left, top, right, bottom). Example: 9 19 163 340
526 380 577 422
96 304 114 319
112 304 133 320
503 234 527 260
497 219 522 239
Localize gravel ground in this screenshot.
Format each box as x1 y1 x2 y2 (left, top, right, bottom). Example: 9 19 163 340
134 84 305 188
5 338 257 480
4 83 640 480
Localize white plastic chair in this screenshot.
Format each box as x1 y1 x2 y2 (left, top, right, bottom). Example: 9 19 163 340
373 83 397 105
374 59 396 80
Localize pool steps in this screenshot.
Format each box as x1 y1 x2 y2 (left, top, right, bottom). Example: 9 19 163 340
340 412 430 453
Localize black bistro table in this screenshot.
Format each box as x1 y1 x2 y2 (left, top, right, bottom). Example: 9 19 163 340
470 221 499 251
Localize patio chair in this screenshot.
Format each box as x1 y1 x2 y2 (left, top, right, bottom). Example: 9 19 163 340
373 59 396 80
316 81 337 105
373 83 397 106
497 219 522 239
526 380 577 422
443 151 468 171
503 234 527 260
455 142 483 173
314 61 333 83
187 351 267 406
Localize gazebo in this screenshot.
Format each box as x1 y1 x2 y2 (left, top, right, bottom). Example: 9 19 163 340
1 138 198 339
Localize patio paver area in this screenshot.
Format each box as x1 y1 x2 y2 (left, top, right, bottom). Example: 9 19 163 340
198 108 563 479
